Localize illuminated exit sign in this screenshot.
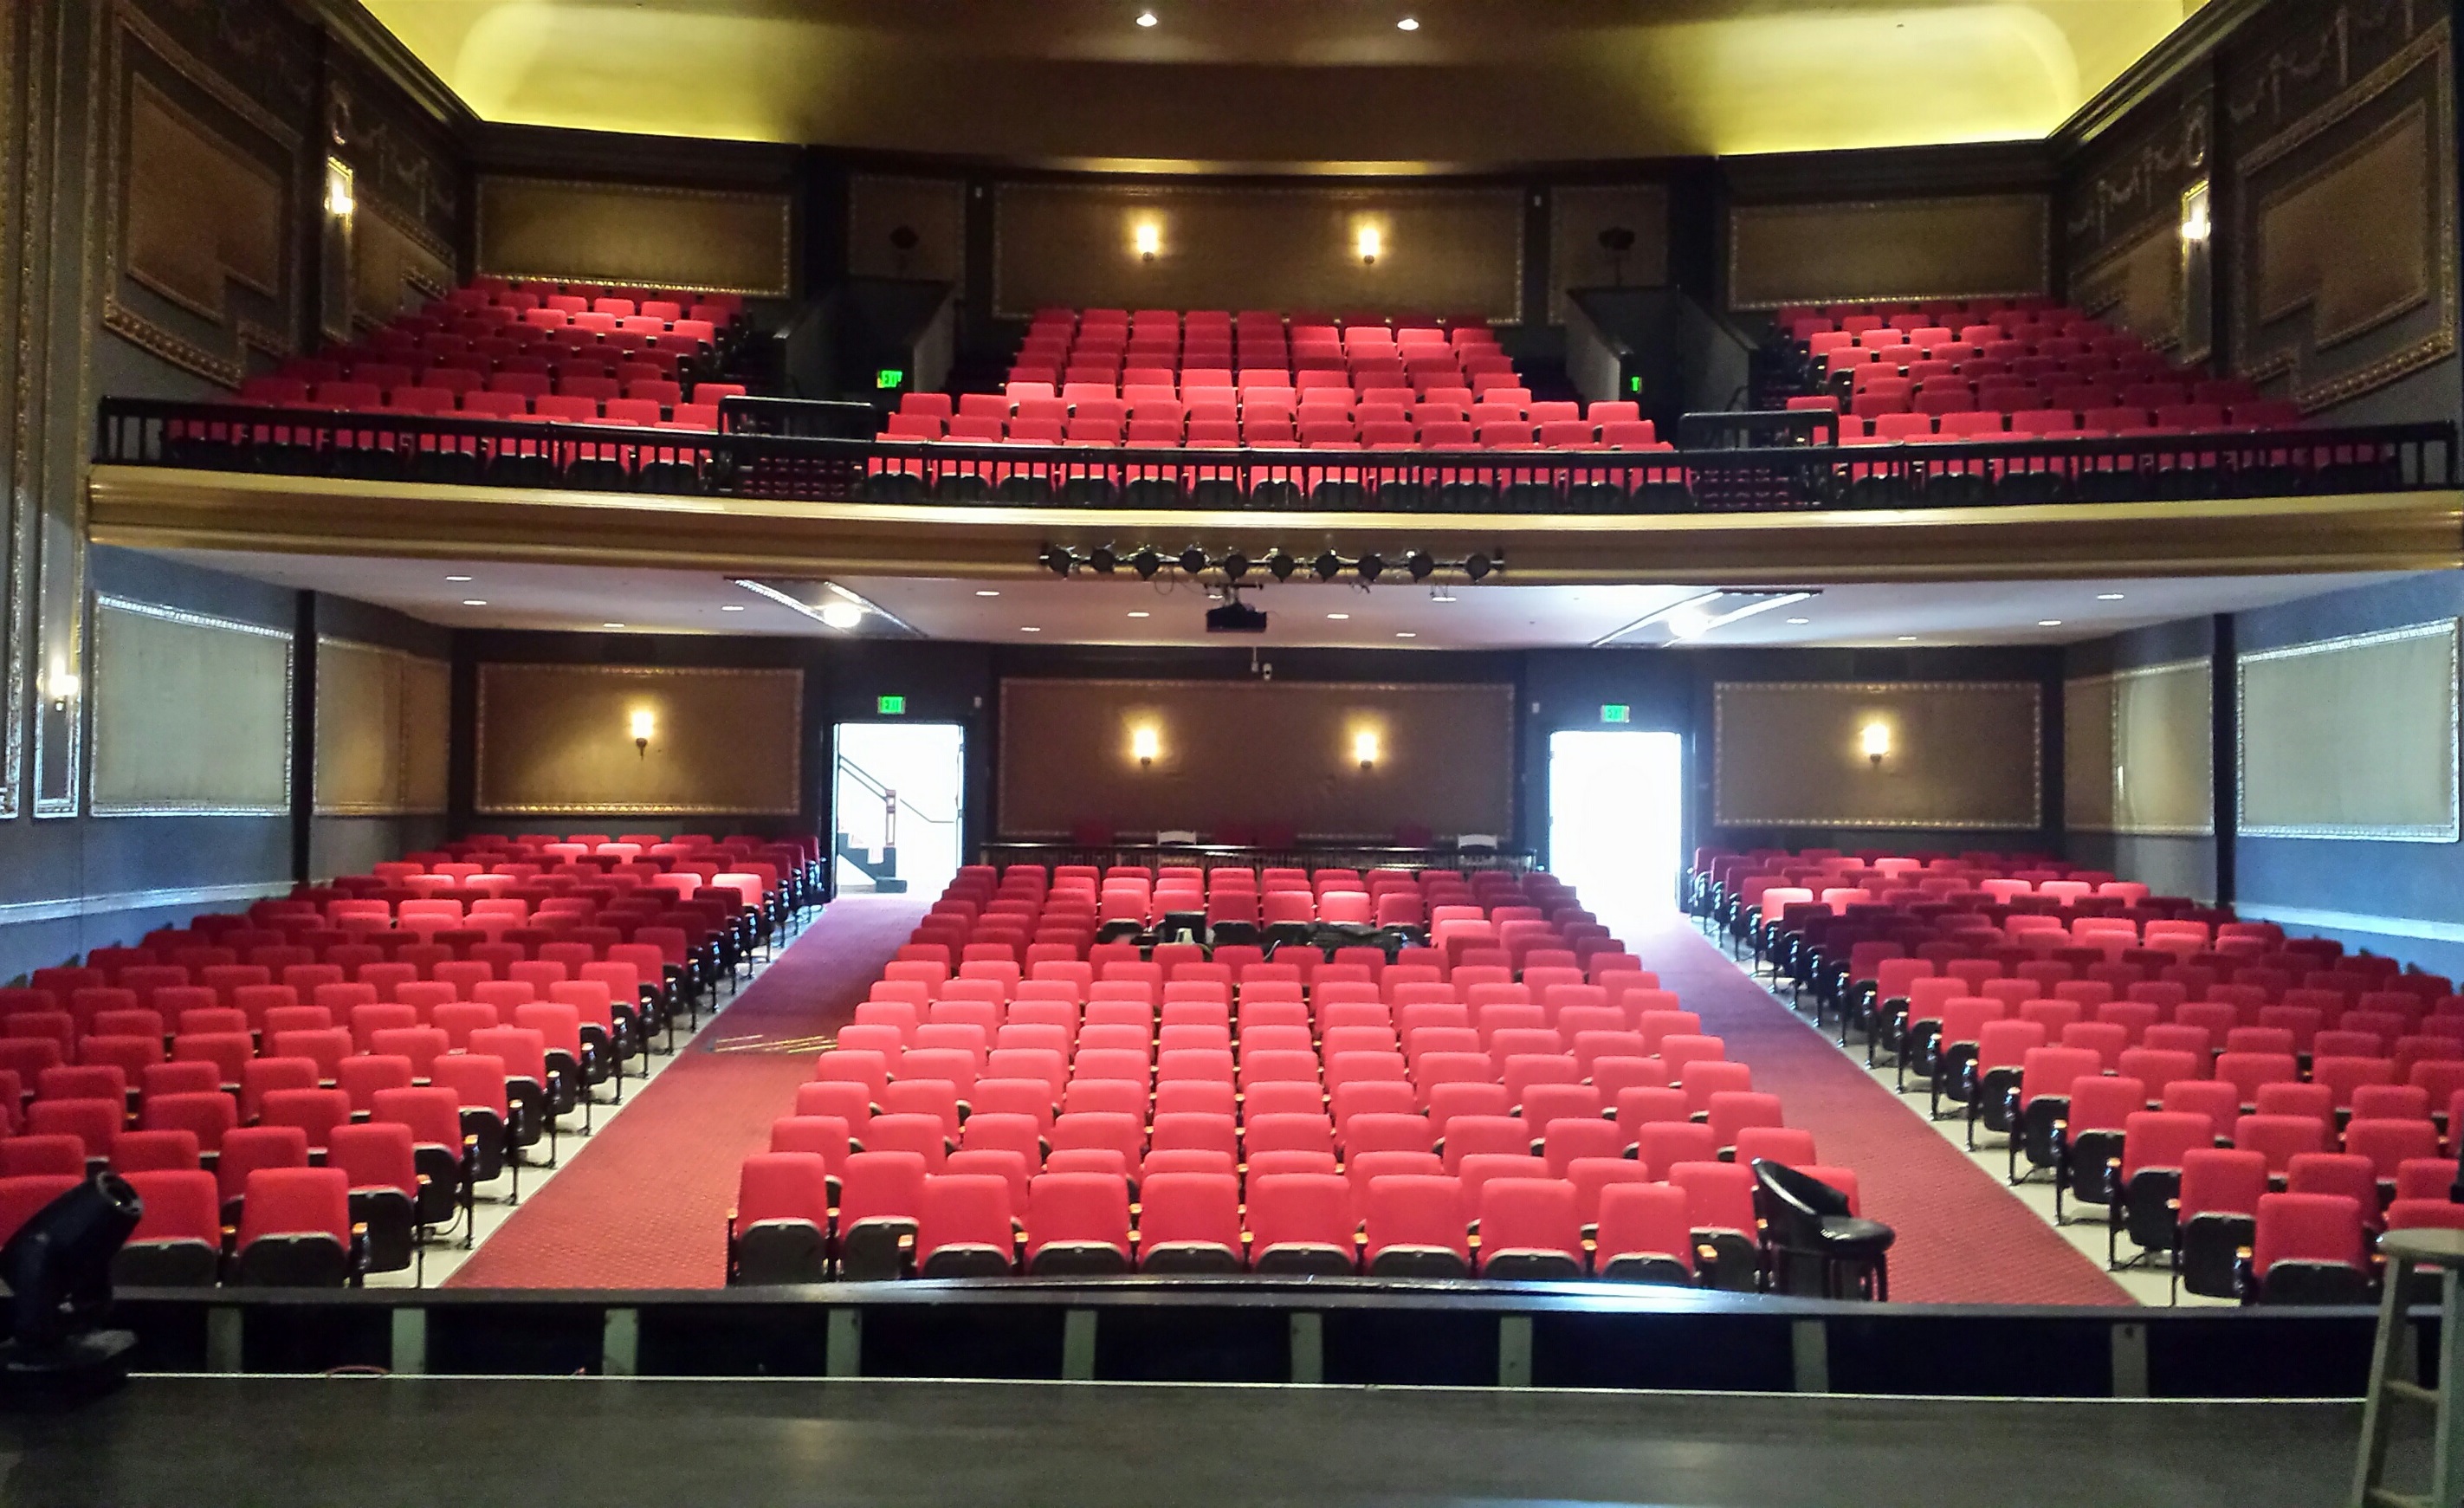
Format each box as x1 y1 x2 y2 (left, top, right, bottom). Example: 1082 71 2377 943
877 696 906 715
1601 704 1632 724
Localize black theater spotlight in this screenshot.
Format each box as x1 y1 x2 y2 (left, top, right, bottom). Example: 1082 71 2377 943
1131 547 1163 580
1178 546 1208 575
1221 551 1251 581
1404 551 1436 582
0 1173 142 1402
1355 553 1385 583
1088 545 1119 575
1464 553 1495 583
1312 551 1343 581
1038 545 1075 577
1266 551 1299 582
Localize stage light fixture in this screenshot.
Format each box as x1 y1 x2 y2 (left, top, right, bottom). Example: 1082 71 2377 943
1132 548 1163 580
1266 551 1298 582
1039 546 1074 577
1404 551 1435 581
1221 551 1251 581
1356 553 1384 582
1178 546 1208 575
1313 552 1343 581
1464 553 1494 582
0 1173 142 1398
1089 545 1118 574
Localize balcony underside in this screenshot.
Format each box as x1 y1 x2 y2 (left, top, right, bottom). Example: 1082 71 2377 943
87 467 2464 586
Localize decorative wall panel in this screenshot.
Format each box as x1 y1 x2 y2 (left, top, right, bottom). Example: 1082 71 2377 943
1725 195 2049 310
2240 620 2459 841
315 639 447 815
350 201 453 331
1713 682 2042 830
993 183 1523 323
2071 218 2186 356
475 176 792 296
2065 660 2214 835
90 596 291 816
997 679 1515 840
475 664 803 815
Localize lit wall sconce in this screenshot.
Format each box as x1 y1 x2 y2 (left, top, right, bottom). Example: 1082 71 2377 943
1354 729 1381 770
45 667 78 714
1859 721 1892 767
1133 220 1162 263
324 157 355 221
1356 225 1382 266
1131 725 1161 768
631 709 656 758
2179 181 2211 244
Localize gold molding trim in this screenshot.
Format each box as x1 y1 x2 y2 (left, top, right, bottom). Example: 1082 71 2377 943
86 467 2464 589
87 592 294 819
473 176 792 297
2236 616 2461 843
313 635 448 817
1713 678 2045 832
1724 194 2052 311
473 663 804 816
2063 657 2216 837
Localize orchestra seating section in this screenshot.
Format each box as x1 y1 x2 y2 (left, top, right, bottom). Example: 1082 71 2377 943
1776 297 2304 438
881 307 1665 453
1690 846 2460 1305
229 277 755 431
728 861 1867 1291
0 832 820 1288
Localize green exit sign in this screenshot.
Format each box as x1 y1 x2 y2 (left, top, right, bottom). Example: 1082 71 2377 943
877 696 906 715
1626 374 1643 394
1601 703 1631 724
876 368 905 390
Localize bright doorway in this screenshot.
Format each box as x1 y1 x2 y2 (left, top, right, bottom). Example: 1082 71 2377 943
832 722 964 896
1547 729 1685 924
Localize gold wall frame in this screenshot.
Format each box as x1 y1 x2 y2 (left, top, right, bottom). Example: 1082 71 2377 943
88 593 293 818
314 638 448 816
1713 680 2044 831
2063 658 2215 837
475 663 804 816
475 176 792 297
2238 618 2461 842
1726 195 2051 310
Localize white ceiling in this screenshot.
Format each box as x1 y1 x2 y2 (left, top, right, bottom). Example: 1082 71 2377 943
151 549 2397 650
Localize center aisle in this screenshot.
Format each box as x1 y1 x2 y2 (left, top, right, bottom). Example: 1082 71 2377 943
446 895 929 1290
1629 911 2131 1305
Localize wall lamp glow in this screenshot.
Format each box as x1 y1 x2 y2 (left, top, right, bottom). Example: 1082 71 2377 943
2179 182 2212 244
324 159 354 220
1354 730 1381 770
1356 226 1382 266
1133 221 1161 263
631 709 656 758
1131 726 1161 768
45 669 77 713
1860 721 1892 767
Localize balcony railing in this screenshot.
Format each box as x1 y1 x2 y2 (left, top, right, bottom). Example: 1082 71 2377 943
95 397 2457 515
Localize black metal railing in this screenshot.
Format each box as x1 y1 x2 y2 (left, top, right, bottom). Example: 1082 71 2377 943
95 397 2456 515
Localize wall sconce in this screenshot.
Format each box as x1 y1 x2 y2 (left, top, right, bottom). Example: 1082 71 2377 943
1356 226 1382 266
631 709 656 758
1133 221 1161 263
45 668 78 714
323 157 355 221
1131 725 1161 769
1354 729 1381 770
2179 181 2211 244
1859 721 1892 767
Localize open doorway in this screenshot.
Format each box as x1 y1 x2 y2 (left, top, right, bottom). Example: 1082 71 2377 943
1547 729 1685 928
832 722 964 896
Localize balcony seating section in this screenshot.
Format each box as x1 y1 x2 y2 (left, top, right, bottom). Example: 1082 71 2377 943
0 831 824 1285
1690 844 2461 1304
728 859 1851 1288
230 276 753 432
1777 297 2305 437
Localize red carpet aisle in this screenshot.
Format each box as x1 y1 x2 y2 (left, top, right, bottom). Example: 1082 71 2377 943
1629 912 2132 1305
446 896 929 1289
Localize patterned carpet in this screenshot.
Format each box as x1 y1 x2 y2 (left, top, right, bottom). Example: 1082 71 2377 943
1631 912 2132 1305
444 896 929 1289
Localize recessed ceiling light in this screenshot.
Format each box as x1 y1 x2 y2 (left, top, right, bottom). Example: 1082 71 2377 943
1126 611 1149 618
1135 10 1156 24
2038 619 2064 627
1897 635 1917 642
1327 612 1350 620
1785 617 1810 625
1021 625 1042 632
462 599 487 607
975 589 1000 598
721 605 746 612
1396 16 1419 29
1395 631 1417 638
445 575 472 583
602 622 625 629
2096 592 2126 600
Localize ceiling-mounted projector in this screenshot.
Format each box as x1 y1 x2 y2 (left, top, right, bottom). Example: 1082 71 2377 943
1206 599 1269 634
